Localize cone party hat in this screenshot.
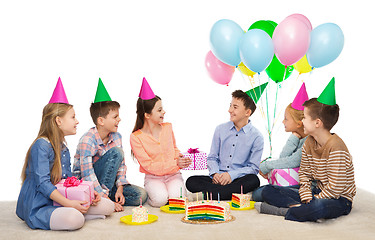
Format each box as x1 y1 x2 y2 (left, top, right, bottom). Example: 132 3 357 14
246 82 268 104
317 77 336 105
291 83 309 110
139 77 155 100
49 77 69 104
94 78 112 103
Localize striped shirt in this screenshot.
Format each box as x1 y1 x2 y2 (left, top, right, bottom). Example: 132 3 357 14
299 134 356 202
73 127 128 197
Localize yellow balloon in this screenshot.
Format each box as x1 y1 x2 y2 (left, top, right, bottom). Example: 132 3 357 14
238 62 256 77
293 55 312 74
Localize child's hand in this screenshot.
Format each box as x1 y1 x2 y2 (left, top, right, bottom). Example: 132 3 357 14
212 173 220 184
218 172 232 185
177 157 192 169
91 191 101 206
115 186 125 205
114 202 124 212
69 200 89 214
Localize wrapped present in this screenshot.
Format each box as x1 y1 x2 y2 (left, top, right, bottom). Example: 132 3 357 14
268 167 300 186
182 148 207 170
53 176 94 207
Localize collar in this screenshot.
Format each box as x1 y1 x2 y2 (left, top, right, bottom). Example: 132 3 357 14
229 120 252 134
92 126 114 146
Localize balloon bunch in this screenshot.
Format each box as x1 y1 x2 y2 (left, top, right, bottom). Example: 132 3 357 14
205 14 344 157
205 14 344 85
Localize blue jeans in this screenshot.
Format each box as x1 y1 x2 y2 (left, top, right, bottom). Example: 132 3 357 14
93 147 147 206
252 184 299 202
262 185 352 222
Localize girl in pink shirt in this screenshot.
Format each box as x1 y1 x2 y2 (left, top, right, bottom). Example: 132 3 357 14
130 89 191 207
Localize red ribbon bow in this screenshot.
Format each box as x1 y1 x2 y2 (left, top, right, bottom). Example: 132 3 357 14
187 148 199 154
63 176 82 187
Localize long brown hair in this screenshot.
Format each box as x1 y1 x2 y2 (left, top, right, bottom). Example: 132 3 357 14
132 96 161 133
21 103 73 185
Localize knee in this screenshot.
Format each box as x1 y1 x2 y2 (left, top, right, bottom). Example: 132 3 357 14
107 147 124 162
67 210 85 230
185 176 197 190
148 192 168 207
100 198 115 215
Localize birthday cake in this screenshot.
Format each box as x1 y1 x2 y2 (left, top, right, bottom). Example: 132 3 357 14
132 206 148 222
169 197 187 211
185 200 230 221
231 193 250 209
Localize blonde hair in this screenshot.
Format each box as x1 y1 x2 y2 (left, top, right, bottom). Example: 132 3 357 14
21 103 73 185
286 103 304 124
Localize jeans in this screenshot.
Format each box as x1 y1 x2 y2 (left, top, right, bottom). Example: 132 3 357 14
186 174 260 200
262 185 352 222
93 147 147 206
252 184 299 202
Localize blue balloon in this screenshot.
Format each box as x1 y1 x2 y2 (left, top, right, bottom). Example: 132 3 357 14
239 29 274 73
307 23 344 68
210 19 244 66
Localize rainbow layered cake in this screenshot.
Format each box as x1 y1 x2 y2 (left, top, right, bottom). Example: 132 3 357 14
185 200 230 221
231 193 250 209
132 206 148 222
169 197 187 211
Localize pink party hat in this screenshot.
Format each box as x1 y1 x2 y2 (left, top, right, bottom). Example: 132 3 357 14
139 77 155 100
291 83 308 110
49 77 69 104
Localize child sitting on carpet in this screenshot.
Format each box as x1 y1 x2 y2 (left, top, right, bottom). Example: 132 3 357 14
130 78 191 207
256 78 356 222
252 83 308 201
185 90 264 200
16 78 114 231
73 79 147 212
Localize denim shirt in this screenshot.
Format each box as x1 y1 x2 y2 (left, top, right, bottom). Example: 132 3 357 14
207 121 264 180
16 138 72 230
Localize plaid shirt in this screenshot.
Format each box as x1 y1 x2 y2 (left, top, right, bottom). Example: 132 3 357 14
73 127 128 197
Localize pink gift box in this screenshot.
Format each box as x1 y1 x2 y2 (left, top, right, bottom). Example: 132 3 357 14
53 178 94 207
268 167 300 186
182 148 207 170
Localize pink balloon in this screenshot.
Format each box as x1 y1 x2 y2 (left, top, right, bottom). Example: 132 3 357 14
286 13 312 31
273 17 311 66
205 51 235 85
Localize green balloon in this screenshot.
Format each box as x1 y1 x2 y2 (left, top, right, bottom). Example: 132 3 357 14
248 20 276 37
265 55 294 83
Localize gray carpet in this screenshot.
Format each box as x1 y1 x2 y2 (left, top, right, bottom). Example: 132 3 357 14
2 189 375 240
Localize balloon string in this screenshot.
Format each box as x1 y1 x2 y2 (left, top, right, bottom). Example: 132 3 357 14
270 66 287 132
265 77 272 158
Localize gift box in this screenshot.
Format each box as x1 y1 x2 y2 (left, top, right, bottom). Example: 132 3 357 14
268 167 300 186
53 177 94 207
182 148 207 170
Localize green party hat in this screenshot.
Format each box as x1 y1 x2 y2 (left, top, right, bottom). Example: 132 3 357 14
317 77 336 105
246 82 268 103
94 78 112 103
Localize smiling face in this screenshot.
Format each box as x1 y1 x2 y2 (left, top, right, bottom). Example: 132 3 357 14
102 108 121 132
56 107 79 136
146 100 165 125
228 97 251 126
302 107 317 135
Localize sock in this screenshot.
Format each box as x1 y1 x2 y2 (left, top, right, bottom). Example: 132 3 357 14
84 214 106 221
255 202 288 216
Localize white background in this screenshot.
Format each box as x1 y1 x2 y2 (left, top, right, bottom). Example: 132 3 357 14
0 0 374 200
